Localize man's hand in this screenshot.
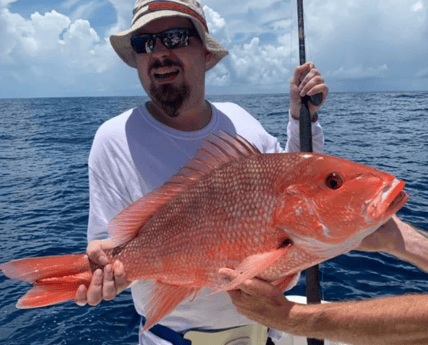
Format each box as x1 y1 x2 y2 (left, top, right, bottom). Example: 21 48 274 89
74 240 130 306
289 61 328 121
219 268 295 329
356 215 403 253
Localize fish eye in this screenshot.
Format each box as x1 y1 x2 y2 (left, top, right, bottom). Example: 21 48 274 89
325 173 343 190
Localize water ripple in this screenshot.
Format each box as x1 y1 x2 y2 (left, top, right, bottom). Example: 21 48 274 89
1 93 427 344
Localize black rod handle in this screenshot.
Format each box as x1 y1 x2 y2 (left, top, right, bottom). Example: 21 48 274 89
309 93 323 107
299 96 313 152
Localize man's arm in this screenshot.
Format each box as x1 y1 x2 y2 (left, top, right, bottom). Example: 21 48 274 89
223 217 428 344
285 111 324 153
285 62 328 153
75 129 131 306
357 215 428 273
289 62 328 120
226 279 428 345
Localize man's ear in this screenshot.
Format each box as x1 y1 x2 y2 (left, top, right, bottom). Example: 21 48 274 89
205 49 213 68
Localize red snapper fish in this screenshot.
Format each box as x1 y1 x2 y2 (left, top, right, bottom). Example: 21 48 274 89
0 132 408 331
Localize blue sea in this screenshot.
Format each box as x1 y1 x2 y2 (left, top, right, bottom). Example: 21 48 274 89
1 92 427 344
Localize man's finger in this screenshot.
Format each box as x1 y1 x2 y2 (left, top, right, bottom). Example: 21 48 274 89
218 267 238 280
75 284 88 307
87 269 103 306
300 75 323 97
113 260 129 293
87 240 109 265
102 265 117 301
226 289 241 300
234 277 280 298
219 268 269 296
292 61 314 86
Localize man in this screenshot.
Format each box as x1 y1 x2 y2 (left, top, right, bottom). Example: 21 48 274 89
224 216 428 345
75 0 328 344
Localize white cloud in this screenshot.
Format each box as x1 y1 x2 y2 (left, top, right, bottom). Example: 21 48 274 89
270 19 293 32
2 8 109 70
327 65 389 81
412 1 424 12
206 62 231 86
104 0 134 37
203 5 230 46
0 7 23 63
28 11 71 53
0 2 125 97
61 0 81 10
415 67 428 79
201 0 283 16
204 6 292 88
201 0 292 46
228 38 290 84
68 1 104 22
2 0 428 97
0 0 18 6
297 0 428 90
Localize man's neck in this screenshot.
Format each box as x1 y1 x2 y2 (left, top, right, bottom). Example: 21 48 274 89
146 100 212 132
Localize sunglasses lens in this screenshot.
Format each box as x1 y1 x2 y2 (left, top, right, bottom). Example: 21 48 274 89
131 35 153 54
131 28 196 54
163 30 188 49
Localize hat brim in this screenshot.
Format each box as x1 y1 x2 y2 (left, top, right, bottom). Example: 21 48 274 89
110 11 228 71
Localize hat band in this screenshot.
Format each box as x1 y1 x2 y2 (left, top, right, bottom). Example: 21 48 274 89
132 1 209 32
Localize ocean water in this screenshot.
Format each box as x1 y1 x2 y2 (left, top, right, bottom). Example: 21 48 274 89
0 92 427 344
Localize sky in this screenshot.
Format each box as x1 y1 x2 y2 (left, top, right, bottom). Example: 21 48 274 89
1 0 428 98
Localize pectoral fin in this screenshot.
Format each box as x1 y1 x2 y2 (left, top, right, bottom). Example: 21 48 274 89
273 272 301 291
221 246 290 291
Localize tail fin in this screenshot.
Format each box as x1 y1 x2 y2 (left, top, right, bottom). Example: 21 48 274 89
0 254 93 308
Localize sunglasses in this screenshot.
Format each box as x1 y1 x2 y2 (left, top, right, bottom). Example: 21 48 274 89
130 27 199 54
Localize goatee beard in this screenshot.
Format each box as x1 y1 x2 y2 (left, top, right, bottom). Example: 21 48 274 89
149 59 190 118
150 83 190 118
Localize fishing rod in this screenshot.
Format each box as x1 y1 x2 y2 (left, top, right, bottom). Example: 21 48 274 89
296 1 324 345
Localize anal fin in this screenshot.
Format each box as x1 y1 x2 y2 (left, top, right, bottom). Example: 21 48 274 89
143 283 201 332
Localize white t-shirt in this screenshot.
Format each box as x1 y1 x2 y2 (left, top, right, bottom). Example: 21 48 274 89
87 101 324 344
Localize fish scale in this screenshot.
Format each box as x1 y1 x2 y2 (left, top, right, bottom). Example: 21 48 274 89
0 131 408 331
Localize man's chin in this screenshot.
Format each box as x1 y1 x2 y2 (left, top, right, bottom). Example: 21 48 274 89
150 84 190 117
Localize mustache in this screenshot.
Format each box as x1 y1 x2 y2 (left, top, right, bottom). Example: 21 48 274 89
149 59 183 73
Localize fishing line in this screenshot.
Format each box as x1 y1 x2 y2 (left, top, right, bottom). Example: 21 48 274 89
303 4 313 62
319 263 325 301
302 4 324 302
296 1 324 343
289 0 295 74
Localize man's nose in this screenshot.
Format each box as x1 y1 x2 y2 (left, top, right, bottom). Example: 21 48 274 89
152 37 171 57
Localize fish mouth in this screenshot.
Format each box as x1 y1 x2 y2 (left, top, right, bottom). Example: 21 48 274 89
367 178 409 220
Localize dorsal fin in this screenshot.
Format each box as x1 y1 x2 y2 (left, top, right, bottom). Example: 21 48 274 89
107 131 261 247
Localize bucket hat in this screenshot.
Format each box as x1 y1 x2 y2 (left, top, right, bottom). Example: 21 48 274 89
110 0 229 71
